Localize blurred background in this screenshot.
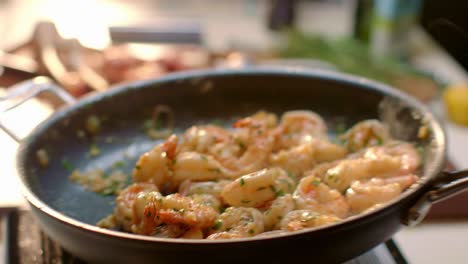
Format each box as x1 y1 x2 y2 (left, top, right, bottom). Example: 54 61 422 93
1 0 468 263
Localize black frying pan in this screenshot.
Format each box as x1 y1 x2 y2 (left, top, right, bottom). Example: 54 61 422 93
3 68 468 263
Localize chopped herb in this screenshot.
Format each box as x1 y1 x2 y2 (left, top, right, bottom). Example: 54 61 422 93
211 119 224 126
212 220 223 230
112 161 126 169
335 122 346 134
124 216 132 221
135 165 141 170
207 168 221 173
327 172 339 183
241 199 250 204
256 186 267 191
376 137 384 146
416 145 424 160
311 179 321 186
276 189 285 197
277 216 282 220
101 183 119 195
142 119 154 131
61 158 74 172
145 211 152 218
235 138 246 150
240 178 245 186
286 171 296 180
269 185 277 193
219 206 227 214
172 159 177 165
248 229 254 235
200 155 208 161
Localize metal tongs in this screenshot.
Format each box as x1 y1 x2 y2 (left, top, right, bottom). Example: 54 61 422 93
34 22 109 94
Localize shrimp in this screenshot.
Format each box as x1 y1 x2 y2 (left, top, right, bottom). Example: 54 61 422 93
294 176 350 218
274 110 328 150
263 194 295 231
131 191 164 235
250 110 278 128
133 134 178 190
178 125 232 154
114 183 158 232
269 143 316 178
351 141 421 176
346 174 418 213
181 227 204 239
224 117 275 174
190 194 222 212
269 140 346 177
179 180 232 198
221 168 295 208
152 224 189 238
131 192 219 235
172 152 235 185
157 193 219 228
207 207 264 239
280 210 341 232
320 154 402 192
340 120 391 152
309 138 347 163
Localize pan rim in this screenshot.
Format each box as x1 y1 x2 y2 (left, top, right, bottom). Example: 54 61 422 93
16 67 446 244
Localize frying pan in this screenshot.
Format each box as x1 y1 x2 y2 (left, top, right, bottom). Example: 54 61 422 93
2 68 468 263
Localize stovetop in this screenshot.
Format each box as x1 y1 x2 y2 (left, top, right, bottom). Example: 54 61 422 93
1 209 408 264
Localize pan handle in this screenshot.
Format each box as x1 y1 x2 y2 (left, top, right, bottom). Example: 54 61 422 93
404 169 468 226
0 76 75 142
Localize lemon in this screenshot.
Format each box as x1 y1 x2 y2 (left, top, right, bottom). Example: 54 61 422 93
443 85 468 125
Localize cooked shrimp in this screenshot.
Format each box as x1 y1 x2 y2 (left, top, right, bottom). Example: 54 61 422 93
179 180 232 198
157 193 219 228
280 210 341 232
321 154 402 192
263 194 295 231
221 168 295 208
346 174 418 213
223 117 275 174
269 143 316 178
152 224 188 238
250 110 278 128
172 152 235 186
310 138 347 163
131 191 218 235
190 194 222 212
351 141 421 176
178 125 232 154
294 176 349 218
133 134 178 190
340 120 391 152
269 140 346 178
207 207 264 239
181 227 204 239
131 191 164 235
114 183 158 232
274 110 328 149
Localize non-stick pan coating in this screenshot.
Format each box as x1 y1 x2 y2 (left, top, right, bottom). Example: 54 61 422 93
17 69 445 263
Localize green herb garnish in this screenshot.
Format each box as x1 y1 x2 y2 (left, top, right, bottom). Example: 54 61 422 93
212 220 223 230
61 158 74 172
207 168 221 173
311 179 321 186
240 178 245 186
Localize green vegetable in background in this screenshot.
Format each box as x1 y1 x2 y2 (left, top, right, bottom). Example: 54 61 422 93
276 30 443 101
